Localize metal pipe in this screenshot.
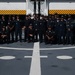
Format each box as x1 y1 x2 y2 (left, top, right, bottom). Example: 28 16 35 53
34 0 36 14
38 0 40 19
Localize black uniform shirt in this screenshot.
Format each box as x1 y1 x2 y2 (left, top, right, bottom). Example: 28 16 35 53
46 30 55 37
28 28 34 35
0 19 6 28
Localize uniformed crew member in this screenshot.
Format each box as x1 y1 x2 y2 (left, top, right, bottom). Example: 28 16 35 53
23 16 30 42
72 20 75 44
54 17 60 44
27 24 34 43
58 17 66 44
15 16 22 42
7 16 15 43
66 22 73 44
45 26 55 44
0 30 2 43
33 17 39 41
0 16 6 29
39 16 46 43
50 15 56 30
47 16 52 27
0 27 7 44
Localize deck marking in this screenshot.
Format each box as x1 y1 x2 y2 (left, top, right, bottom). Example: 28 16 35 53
0 47 33 50
29 42 41 75
24 56 48 58
0 46 75 51
40 46 75 50
56 55 73 60
0 56 16 60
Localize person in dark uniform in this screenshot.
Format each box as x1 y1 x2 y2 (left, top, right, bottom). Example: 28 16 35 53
45 26 55 44
7 16 15 43
50 15 56 30
11 16 16 42
70 19 75 44
58 17 66 44
28 14 32 24
66 22 73 44
0 30 2 43
43 16 48 31
0 27 8 44
54 17 60 44
15 16 22 42
0 15 6 29
47 16 52 27
33 16 39 42
27 24 34 43
23 16 30 42
39 16 46 43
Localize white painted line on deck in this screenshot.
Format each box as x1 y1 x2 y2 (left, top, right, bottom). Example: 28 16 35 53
29 42 41 75
56 55 73 60
40 56 48 58
1 46 75 51
0 47 33 50
24 56 48 58
0 56 16 60
40 46 75 50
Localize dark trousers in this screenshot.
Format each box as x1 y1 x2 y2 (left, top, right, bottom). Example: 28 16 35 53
72 35 75 44
24 30 28 42
7 31 14 42
39 31 45 42
15 30 22 42
66 36 73 44
57 35 65 44
34 30 38 41
28 35 34 42
0 36 7 44
45 36 53 44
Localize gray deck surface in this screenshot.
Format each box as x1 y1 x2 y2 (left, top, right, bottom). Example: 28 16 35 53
0 42 75 75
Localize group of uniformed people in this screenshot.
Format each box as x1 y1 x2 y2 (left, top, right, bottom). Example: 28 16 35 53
0 14 75 45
